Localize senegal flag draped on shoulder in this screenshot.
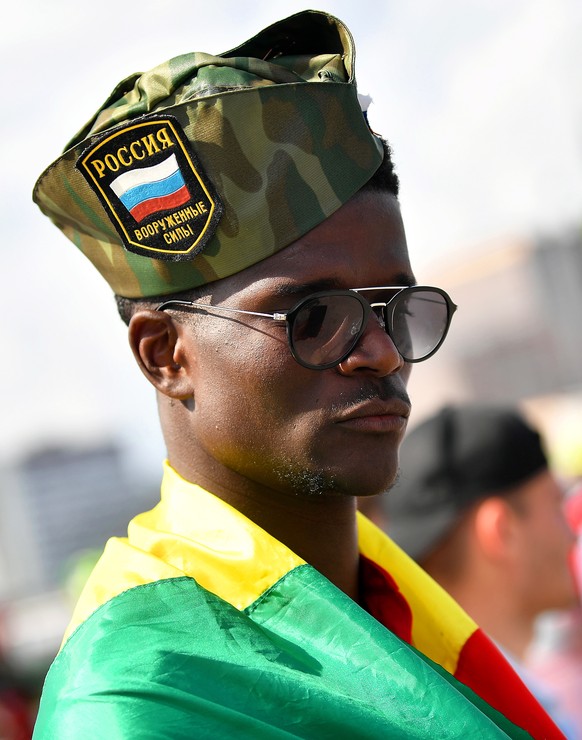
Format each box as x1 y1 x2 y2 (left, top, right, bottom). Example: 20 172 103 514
33 462 563 739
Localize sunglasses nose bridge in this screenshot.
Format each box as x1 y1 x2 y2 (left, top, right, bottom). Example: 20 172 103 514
369 302 388 330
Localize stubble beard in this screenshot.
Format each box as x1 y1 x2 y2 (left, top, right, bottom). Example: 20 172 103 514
272 454 343 497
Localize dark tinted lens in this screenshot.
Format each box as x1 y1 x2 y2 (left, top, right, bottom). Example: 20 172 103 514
291 295 365 367
391 289 450 361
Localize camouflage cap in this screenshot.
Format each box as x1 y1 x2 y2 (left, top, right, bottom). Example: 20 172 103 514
33 10 384 298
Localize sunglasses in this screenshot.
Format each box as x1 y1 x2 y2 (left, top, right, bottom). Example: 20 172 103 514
157 285 457 370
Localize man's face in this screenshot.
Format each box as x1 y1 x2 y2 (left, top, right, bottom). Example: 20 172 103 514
512 470 578 614
175 190 414 500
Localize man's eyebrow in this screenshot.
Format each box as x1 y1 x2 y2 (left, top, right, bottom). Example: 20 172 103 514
269 273 417 299
394 272 418 287
269 279 344 298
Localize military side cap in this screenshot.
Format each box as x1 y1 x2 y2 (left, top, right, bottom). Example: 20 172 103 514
33 10 384 298
386 404 548 561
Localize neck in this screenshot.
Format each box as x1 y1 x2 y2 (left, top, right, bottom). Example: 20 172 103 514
243 489 361 602
442 577 535 662
169 453 361 602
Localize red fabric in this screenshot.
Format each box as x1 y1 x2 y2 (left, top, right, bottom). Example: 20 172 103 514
565 485 582 532
455 629 565 739
359 555 413 644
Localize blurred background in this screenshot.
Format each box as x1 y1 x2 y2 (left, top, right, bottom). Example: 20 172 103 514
1 0 581 731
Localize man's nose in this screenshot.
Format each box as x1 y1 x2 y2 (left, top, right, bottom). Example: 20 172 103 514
336 313 404 376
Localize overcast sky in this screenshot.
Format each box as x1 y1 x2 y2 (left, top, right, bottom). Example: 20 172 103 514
2 0 581 480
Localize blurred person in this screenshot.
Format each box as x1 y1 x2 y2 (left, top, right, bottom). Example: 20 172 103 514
30 9 564 739
526 482 582 738
0 658 34 740
386 403 579 736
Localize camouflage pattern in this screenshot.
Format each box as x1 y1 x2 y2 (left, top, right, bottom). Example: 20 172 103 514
33 10 384 298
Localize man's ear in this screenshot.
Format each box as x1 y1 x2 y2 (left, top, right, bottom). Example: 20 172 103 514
128 310 193 399
472 497 515 561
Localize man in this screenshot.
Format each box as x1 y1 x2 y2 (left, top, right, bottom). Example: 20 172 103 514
32 10 563 738
386 404 578 735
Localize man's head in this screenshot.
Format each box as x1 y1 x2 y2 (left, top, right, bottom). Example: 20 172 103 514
386 404 578 617
33 11 455 502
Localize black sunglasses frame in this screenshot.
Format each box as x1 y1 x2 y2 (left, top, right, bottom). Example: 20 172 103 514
157 285 457 371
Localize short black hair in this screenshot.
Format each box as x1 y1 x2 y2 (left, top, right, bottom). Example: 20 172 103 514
361 137 399 197
114 136 399 326
115 286 208 327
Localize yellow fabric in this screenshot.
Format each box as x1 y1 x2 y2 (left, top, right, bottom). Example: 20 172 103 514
357 512 478 675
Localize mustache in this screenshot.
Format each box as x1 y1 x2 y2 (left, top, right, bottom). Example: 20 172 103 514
329 383 411 414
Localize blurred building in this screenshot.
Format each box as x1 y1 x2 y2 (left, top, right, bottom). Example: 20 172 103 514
408 224 582 476
0 441 159 672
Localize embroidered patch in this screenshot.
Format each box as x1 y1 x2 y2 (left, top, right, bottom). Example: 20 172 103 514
77 116 223 261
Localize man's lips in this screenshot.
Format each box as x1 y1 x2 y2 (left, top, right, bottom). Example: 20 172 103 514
334 399 411 433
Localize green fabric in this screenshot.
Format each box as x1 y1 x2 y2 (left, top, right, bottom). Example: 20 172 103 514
34 567 528 739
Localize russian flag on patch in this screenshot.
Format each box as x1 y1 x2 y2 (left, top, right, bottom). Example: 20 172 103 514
110 154 191 223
